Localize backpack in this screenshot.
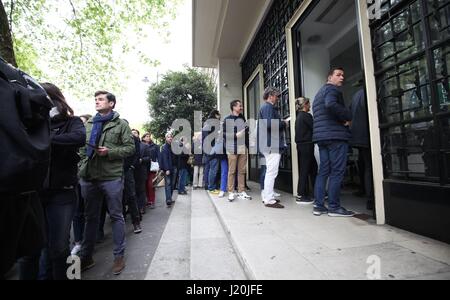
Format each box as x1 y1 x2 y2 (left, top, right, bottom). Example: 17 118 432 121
0 57 53 194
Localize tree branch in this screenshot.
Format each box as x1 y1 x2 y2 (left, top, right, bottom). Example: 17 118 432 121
8 0 12 31
68 0 83 57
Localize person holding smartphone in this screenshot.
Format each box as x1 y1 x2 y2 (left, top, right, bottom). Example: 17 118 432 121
223 100 251 202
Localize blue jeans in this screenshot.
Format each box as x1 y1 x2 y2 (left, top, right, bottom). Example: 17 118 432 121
220 158 228 192
314 141 349 211
38 189 77 280
208 157 219 191
178 168 188 193
260 165 266 190
80 178 126 259
203 158 210 188
164 173 173 202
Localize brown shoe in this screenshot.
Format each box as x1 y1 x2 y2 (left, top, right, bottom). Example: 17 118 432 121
112 257 125 275
265 202 285 209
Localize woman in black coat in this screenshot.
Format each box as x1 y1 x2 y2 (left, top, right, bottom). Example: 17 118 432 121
23 83 86 280
295 97 317 204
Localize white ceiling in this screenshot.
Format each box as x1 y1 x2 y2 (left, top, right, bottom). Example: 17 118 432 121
192 0 271 67
300 0 358 59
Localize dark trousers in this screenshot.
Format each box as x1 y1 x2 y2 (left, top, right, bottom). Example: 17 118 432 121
39 189 77 280
3 193 46 279
164 173 173 202
315 141 349 210
297 143 318 198
203 159 210 188
73 184 85 243
123 168 141 225
357 147 374 198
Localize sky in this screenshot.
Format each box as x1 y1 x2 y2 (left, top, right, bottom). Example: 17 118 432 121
70 0 193 129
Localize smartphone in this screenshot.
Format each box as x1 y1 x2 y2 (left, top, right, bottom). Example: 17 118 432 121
86 143 100 150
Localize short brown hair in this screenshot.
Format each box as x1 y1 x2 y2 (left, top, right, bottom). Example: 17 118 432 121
95 90 116 108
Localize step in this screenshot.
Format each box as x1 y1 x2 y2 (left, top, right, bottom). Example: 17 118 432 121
190 189 247 280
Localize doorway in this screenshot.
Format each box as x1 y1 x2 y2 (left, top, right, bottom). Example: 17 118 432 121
292 0 374 217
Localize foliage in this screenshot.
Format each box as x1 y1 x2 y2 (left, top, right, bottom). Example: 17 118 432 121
3 0 180 100
146 67 217 142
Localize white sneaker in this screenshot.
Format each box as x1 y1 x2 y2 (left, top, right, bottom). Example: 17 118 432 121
228 193 236 202
239 191 252 200
218 191 225 198
274 192 281 198
71 244 82 256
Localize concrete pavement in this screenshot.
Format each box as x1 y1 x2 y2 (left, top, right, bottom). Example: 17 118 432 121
207 182 450 280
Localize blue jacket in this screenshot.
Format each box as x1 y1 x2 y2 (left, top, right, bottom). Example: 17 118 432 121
312 84 352 143
257 102 286 153
159 143 173 171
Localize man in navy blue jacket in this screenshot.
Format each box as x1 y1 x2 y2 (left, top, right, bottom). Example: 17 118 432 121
160 132 174 207
258 87 289 209
312 67 354 217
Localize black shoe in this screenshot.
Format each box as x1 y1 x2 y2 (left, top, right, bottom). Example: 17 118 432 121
166 201 173 207
80 257 95 272
313 206 328 216
295 196 314 205
328 207 356 217
133 223 142 234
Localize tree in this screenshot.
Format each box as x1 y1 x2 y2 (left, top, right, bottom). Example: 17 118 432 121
146 68 217 142
0 0 16 65
0 0 180 100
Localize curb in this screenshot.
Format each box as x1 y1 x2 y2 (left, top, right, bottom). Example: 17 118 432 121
205 191 256 280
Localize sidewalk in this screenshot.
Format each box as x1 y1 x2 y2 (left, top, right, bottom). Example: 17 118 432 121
208 182 450 280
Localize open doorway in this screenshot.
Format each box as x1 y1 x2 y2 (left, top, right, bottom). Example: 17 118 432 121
292 0 374 218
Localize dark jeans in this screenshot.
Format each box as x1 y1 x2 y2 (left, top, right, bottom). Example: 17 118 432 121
315 141 349 211
39 189 77 280
297 143 318 198
357 147 374 198
123 168 140 225
80 178 126 259
98 198 108 241
172 167 178 191
260 165 266 190
2 193 45 278
164 173 173 202
178 168 188 193
203 159 210 188
73 184 85 243
208 157 219 190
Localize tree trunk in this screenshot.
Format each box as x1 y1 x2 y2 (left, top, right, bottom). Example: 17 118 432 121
0 0 17 66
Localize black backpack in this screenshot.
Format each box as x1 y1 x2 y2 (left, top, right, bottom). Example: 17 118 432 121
0 57 53 194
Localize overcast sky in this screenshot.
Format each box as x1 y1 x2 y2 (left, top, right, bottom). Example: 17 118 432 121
70 0 193 128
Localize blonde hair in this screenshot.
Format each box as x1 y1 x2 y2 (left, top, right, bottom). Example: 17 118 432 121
295 97 310 111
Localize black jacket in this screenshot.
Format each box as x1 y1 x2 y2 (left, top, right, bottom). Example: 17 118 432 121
350 89 370 148
295 111 313 144
47 116 86 189
223 114 249 154
124 136 141 171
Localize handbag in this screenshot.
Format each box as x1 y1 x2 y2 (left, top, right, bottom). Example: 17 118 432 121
150 161 160 172
152 170 165 188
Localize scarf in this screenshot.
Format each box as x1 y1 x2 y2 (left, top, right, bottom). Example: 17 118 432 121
86 111 115 158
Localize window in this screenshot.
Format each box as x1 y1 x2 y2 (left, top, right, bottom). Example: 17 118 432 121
372 0 450 184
